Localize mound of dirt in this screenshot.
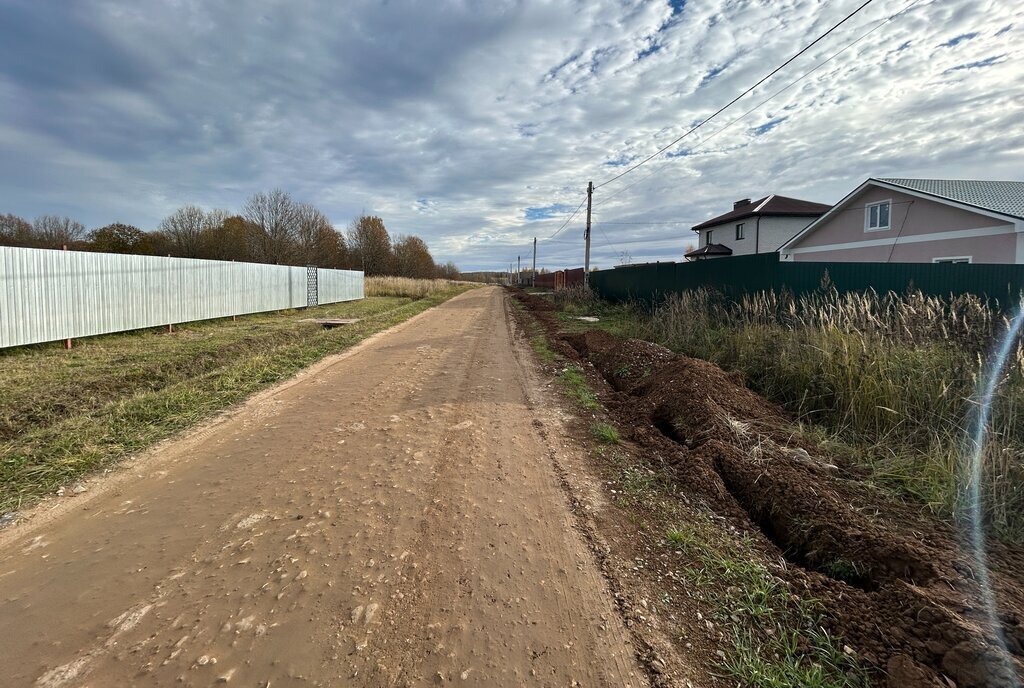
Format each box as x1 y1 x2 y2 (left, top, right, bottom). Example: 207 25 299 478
525 297 1024 687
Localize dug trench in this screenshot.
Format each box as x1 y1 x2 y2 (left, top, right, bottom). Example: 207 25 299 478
511 288 1024 688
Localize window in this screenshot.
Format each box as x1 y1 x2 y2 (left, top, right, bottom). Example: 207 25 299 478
865 200 891 231
706 229 713 245
933 256 972 264
736 223 745 240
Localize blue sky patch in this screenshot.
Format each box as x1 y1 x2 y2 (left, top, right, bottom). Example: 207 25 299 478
752 117 787 136
941 32 978 47
945 54 1007 73
699 64 726 88
637 42 661 60
525 204 574 221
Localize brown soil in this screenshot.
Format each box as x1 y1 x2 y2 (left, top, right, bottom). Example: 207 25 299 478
0 288 646 687
514 289 1024 688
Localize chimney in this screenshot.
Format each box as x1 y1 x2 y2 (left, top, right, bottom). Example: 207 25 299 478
734 198 751 209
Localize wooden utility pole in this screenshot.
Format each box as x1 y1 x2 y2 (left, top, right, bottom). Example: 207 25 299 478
584 181 593 288
532 237 537 288
517 255 521 286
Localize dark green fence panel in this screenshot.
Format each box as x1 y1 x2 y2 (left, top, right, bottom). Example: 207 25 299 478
590 255 1024 306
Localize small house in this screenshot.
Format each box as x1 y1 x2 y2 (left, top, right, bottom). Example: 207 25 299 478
686 195 831 260
779 178 1024 264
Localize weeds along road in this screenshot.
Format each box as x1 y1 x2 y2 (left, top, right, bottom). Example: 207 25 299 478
0 286 645 688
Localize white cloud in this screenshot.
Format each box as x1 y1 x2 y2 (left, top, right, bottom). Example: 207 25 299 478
0 0 1021 270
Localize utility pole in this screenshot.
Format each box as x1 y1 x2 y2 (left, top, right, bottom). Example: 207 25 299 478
584 181 593 288
532 237 537 288
517 255 521 286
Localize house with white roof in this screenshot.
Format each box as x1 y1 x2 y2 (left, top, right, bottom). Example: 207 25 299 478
779 178 1024 264
686 195 831 260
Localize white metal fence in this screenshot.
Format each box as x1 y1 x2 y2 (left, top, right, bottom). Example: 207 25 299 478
0 246 364 349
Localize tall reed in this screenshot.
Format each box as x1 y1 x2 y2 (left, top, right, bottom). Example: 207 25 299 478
637 287 1024 538
365 276 467 298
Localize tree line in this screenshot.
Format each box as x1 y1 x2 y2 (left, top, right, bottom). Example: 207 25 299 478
0 189 458 279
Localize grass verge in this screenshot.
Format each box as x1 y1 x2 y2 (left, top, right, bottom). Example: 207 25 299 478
1 283 474 513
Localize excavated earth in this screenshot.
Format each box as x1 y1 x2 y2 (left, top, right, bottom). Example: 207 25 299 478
513 288 1024 688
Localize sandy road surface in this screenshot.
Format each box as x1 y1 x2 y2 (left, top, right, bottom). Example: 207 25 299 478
0 287 644 687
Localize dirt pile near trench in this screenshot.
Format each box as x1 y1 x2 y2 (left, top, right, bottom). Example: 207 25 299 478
516 292 1024 688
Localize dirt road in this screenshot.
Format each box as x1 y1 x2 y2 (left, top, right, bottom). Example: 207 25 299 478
0 287 644 687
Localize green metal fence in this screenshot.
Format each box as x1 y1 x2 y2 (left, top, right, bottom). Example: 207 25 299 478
590 254 1024 305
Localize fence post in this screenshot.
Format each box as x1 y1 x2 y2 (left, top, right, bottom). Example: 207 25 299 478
63 244 72 350
166 254 174 334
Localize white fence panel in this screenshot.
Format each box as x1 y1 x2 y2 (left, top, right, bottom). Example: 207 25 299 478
318 267 365 304
0 247 364 349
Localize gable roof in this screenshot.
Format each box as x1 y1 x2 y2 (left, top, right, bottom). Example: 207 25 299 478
780 178 1024 252
684 243 733 258
877 178 1024 221
692 194 831 232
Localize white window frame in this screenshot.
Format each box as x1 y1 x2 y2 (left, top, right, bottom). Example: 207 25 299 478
932 256 973 264
864 199 892 232
736 222 745 240
706 229 713 245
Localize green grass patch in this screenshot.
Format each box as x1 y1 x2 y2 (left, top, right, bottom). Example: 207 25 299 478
665 514 868 687
529 335 558 363
0 285 473 513
591 422 620 444
557 366 600 410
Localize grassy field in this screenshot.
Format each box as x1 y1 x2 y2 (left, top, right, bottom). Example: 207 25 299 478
366 276 468 298
0 281 475 514
548 285 1024 539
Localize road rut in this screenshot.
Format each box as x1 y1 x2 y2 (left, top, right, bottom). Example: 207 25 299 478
0 286 644 687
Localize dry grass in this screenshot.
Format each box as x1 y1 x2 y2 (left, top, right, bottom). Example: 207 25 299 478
365 276 472 298
0 285 473 514
633 287 1024 538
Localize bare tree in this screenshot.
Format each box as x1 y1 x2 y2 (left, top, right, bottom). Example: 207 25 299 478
295 203 346 267
158 206 206 258
0 213 34 246
347 215 393 275
392 234 436 278
243 190 299 264
32 215 86 248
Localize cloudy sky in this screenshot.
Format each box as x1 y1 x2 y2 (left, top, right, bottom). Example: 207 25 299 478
1 0 1022 271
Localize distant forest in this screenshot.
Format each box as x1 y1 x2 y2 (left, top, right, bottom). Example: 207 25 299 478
1 189 458 279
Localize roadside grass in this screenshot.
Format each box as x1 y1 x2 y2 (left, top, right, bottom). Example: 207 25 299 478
591 422 620 444
553 286 1024 540
558 366 600 410
512 290 868 686
0 284 473 513
663 516 868 688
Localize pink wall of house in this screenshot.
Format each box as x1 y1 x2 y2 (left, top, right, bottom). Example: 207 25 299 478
785 185 1017 263
789 234 1016 263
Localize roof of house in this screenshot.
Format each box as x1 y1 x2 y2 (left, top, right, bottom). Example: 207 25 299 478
780 177 1024 252
692 194 831 232
685 243 733 258
877 178 1024 220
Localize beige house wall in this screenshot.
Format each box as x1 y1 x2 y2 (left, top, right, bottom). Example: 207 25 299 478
783 185 1020 264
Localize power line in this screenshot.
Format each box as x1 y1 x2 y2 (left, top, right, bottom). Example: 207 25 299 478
593 220 694 225
545 195 589 240
593 0 876 192
592 0 923 211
